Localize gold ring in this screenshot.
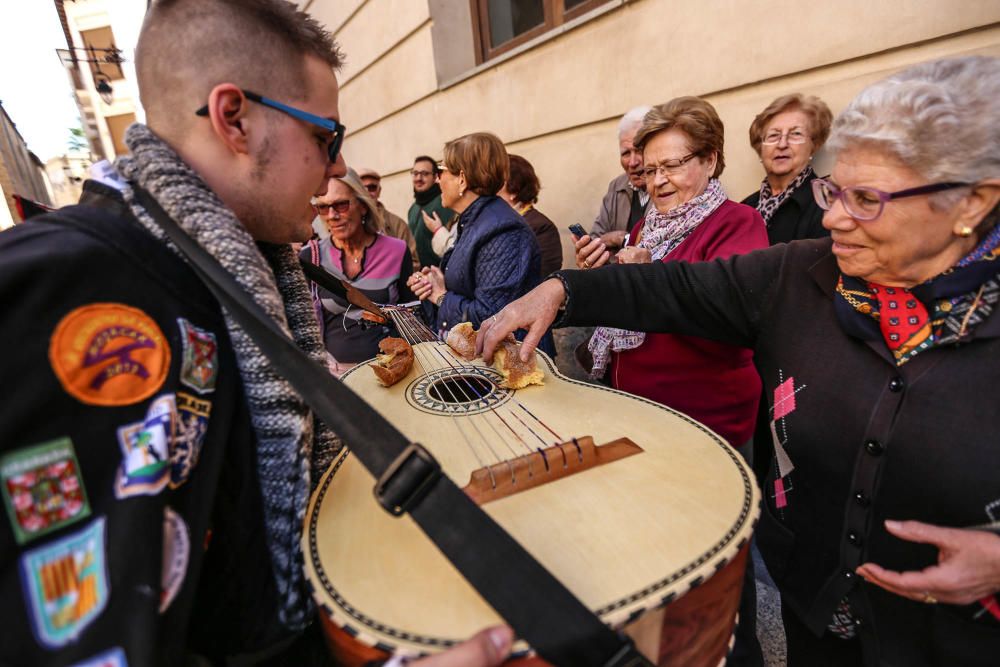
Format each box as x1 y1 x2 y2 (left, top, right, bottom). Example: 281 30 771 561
583 260 592 269
922 592 938 605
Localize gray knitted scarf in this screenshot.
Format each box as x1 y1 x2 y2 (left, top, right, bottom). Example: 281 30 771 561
116 123 341 631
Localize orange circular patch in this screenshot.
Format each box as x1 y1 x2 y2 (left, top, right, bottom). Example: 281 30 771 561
49 303 171 407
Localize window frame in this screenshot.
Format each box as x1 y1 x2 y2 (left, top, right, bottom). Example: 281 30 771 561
472 0 611 63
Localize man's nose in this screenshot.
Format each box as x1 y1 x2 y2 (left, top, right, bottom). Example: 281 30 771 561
327 152 347 179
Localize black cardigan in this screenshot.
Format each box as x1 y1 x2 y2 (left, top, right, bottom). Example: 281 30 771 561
742 173 829 246
556 240 1000 666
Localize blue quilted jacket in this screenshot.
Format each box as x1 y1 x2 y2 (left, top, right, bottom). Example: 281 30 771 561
437 195 554 354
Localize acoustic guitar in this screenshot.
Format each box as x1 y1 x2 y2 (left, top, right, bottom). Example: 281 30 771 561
302 305 760 666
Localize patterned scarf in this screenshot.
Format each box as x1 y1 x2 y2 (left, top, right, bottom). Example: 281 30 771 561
116 123 341 630
755 165 815 225
588 179 727 377
834 223 1000 365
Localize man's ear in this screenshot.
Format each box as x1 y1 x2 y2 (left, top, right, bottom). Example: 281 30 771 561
205 84 252 156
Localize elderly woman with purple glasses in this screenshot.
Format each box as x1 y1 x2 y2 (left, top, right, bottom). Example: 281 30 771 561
479 56 1000 666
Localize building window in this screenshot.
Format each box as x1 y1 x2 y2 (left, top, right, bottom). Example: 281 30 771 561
79 26 124 81
473 0 611 62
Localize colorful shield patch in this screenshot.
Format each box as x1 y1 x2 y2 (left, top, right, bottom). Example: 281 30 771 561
115 392 212 499
177 318 218 395
114 395 175 499
71 646 128 667
19 517 109 648
49 304 170 407
1 437 91 545
159 507 189 613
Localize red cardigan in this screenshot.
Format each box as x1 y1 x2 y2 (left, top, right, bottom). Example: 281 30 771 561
609 200 767 446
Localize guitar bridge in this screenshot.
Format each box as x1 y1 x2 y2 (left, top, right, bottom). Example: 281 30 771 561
462 436 643 505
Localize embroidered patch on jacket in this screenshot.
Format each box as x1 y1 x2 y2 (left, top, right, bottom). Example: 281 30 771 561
114 393 212 499
70 646 128 667
49 303 170 407
19 517 109 648
114 395 175 499
159 507 190 613
1 437 91 545
170 392 211 489
177 318 218 394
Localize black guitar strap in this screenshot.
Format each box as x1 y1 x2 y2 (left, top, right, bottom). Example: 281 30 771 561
131 186 654 667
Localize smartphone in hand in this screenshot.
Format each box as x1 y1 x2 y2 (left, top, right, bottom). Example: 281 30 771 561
568 223 587 239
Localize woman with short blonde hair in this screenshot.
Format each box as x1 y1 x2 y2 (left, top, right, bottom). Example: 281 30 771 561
744 93 833 244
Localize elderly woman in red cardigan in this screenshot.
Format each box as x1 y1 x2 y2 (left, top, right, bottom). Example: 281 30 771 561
575 96 768 450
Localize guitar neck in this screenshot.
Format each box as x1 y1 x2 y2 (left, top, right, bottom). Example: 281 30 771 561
385 306 438 345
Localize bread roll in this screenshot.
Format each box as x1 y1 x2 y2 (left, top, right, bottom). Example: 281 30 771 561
370 337 414 387
492 335 544 389
445 322 478 361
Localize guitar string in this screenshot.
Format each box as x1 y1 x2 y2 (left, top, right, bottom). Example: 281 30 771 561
427 345 538 481
393 309 565 477
397 308 563 450
385 309 496 486
388 307 582 484
401 309 565 444
387 309 505 487
394 309 553 480
395 309 548 457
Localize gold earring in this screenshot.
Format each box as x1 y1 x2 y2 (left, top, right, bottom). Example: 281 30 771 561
959 225 973 237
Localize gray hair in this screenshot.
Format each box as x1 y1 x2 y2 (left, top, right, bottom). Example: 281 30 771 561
827 56 1000 211
618 105 653 141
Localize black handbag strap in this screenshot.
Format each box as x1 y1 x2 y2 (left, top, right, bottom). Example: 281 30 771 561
131 186 653 667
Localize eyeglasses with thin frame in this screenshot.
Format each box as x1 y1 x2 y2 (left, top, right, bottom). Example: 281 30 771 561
642 153 698 180
762 129 809 145
410 169 434 178
195 90 346 164
312 199 352 216
811 177 970 221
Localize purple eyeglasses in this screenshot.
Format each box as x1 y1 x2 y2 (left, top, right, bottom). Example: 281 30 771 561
812 177 970 221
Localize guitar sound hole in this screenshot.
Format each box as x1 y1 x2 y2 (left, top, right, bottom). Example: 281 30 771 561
428 375 494 404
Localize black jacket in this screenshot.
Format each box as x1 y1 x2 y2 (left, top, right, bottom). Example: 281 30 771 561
557 239 1000 666
0 182 286 665
742 173 829 246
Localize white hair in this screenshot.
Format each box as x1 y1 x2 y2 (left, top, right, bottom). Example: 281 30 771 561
618 105 653 140
828 56 1000 211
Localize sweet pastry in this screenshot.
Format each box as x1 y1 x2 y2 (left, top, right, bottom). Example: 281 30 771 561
445 322 478 361
370 337 414 387
492 335 544 389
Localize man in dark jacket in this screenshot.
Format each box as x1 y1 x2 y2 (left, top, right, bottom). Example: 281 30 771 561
0 1 511 665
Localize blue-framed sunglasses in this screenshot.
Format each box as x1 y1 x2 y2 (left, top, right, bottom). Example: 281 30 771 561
195 89 346 164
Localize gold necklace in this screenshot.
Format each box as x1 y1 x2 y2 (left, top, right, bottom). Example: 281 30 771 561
956 284 987 339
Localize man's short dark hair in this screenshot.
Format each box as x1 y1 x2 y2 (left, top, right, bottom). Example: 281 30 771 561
413 155 441 175
137 0 344 138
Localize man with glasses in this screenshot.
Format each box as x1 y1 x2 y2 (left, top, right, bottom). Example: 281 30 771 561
357 166 419 271
408 155 455 268
0 0 510 665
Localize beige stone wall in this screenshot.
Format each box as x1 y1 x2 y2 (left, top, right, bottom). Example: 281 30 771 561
306 0 1000 266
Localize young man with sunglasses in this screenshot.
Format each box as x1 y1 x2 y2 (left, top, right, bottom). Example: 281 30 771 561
357 167 419 272
0 0 510 665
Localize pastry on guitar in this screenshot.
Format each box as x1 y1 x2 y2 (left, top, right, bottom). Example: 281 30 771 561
492 334 544 389
369 337 414 387
445 321 478 360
